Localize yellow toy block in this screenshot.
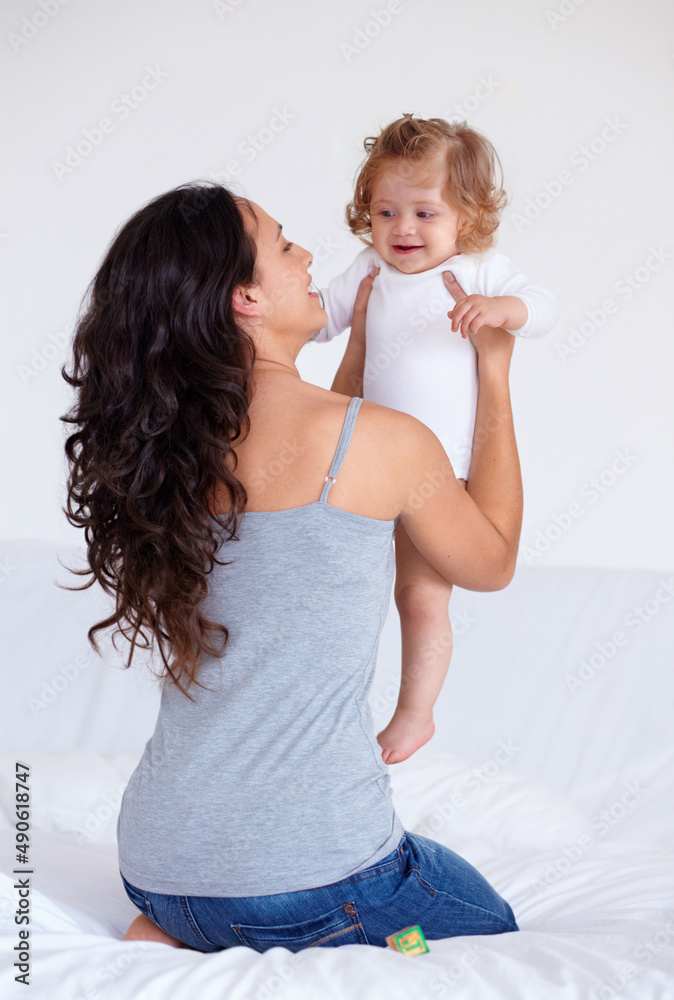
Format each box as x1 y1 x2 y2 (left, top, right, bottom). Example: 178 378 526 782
385 924 430 954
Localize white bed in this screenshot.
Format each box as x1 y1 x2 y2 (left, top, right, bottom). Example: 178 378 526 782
1 538 673 1000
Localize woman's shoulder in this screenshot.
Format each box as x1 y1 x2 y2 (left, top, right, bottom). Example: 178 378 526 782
249 384 436 519
357 396 426 435
304 390 431 479
352 398 438 482
314 390 427 443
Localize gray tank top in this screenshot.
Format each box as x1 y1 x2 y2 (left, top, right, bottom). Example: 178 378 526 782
117 396 405 896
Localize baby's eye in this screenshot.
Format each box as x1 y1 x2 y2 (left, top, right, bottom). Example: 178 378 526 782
283 241 294 252
379 210 394 218
417 212 433 219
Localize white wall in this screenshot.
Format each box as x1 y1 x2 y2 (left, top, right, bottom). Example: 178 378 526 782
2 0 672 570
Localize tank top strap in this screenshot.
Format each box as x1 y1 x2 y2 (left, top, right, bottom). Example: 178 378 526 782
319 397 363 503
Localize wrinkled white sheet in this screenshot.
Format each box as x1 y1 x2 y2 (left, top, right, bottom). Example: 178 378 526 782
1 747 673 1000
2 546 673 996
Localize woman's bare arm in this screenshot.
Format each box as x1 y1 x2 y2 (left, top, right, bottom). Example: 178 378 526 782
378 271 522 591
329 268 378 397
330 338 365 396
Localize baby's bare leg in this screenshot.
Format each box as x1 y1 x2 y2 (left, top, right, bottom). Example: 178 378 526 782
376 479 467 766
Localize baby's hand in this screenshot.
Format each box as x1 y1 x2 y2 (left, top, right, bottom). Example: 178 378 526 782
448 294 519 339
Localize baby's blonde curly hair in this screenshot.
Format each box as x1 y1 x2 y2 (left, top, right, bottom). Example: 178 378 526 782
346 115 509 255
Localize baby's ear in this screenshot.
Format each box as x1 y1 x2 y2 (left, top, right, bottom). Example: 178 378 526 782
456 215 475 252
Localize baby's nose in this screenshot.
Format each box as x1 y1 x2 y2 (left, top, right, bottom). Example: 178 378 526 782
395 217 417 234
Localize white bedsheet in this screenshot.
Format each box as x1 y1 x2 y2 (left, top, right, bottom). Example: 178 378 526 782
2 545 673 997
1 746 672 1000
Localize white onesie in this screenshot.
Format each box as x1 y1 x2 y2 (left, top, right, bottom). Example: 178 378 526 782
310 247 558 480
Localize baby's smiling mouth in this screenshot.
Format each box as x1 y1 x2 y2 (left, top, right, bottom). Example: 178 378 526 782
392 245 423 254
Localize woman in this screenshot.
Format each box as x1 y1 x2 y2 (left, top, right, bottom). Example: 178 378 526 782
61 182 521 953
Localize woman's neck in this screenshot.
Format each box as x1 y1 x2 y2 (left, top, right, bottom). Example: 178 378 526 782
253 358 302 379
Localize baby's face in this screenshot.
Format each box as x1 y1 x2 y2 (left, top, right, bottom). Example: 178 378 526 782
369 158 466 273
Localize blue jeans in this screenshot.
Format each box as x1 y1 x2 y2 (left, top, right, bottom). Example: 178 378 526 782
120 830 518 953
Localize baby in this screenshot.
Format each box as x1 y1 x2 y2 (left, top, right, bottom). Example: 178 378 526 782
310 115 558 765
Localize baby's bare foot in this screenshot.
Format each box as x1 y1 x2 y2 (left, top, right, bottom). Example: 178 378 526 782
376 712 435 765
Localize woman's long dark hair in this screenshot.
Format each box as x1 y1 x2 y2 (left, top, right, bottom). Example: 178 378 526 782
59 182 258 700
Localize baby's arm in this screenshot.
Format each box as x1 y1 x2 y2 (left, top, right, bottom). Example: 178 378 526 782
449 252 559 340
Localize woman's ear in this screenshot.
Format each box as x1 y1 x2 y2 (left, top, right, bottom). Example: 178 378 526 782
232 283 263 319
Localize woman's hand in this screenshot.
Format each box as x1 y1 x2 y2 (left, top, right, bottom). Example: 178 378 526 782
349 267 379 350
329 267 379 397
442 271 515 371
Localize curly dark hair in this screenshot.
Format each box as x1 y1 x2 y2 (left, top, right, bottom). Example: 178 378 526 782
59 182 260 700
346 115 509 255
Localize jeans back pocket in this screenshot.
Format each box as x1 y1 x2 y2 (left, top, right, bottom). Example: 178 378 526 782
231 900 368 953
